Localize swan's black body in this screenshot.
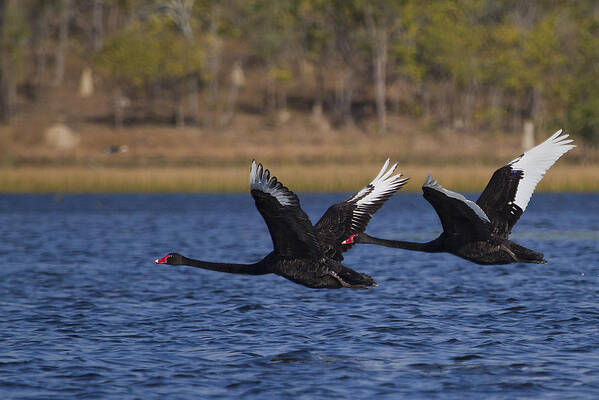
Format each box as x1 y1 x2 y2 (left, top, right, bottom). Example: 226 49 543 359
159 252 374 289
156 159 407 289
345 131 575 265
354 232 545 265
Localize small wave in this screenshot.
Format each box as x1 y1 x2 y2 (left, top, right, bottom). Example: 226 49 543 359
270 350 312 364
452 354 484 362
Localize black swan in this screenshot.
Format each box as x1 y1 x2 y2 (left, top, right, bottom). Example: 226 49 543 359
342 130 575 265
155 159 408 288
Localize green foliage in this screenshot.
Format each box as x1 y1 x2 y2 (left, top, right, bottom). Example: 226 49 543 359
6 0 599 140
243 0 298 67
3 3 29 81
388 0 598 139
270 66 292 84
417 1 488 86
391 0 425 82
96 15 204 88
565 9 599 142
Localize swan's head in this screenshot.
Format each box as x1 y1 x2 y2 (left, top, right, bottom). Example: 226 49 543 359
154 253 184 265
341 234 358 245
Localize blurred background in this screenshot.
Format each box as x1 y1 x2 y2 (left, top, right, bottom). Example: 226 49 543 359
0 0 597 192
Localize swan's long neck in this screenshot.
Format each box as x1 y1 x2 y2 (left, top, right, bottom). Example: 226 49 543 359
356 233 442 253
179 256 270 275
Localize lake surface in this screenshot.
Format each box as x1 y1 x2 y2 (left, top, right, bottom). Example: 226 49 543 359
1 193 598 399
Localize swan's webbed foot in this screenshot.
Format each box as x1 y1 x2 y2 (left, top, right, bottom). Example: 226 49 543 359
328 271 369 290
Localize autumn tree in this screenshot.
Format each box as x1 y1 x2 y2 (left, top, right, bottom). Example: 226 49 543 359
96 14 204 128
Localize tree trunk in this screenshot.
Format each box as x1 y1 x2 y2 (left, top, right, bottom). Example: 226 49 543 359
530 86 539 124
221 61 244 127
92 0 104 52
206 5 222 126
54 0 71 86
342 69 354 126
331 10 357 127
421 82 430 120
333 71 344 125
29 4 50 101
150 81 161 121
174 82 185 128
0 0 8 123
187 75 199 125
444 80 455 128
314 58 325 114
113 88 125 130
165 1 199 126
6 67 15 119
372 28 388 132
462 80 476 132
333 68 354 127
265 70 276 116
522 119 535 151
365 3 389 133
488 86 503 130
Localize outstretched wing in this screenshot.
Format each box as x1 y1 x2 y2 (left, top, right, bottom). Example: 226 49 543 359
477 130 575 237
315 159 409 260
250 160 322 259
422 174 492 240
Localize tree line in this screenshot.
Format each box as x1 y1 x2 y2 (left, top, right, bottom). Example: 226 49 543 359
0 0 597 141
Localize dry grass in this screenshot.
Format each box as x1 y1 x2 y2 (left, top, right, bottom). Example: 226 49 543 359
2 112 597 167
1 164 597 193
2 97 596 193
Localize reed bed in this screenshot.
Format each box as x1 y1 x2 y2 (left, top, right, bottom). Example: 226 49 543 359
1 164 597 193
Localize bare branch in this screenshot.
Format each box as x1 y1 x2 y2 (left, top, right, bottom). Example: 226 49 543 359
164 0 195 39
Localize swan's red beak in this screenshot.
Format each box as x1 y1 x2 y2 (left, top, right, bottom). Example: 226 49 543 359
342 234 358 245
155 255 170 264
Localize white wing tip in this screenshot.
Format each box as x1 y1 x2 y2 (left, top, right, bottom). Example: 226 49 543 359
250 159 258 185
250 159 263 188
372 159 405 184
249 159 294 206
509 129 575 212
546 129 577 154
547 129 576 148
372 158 392 182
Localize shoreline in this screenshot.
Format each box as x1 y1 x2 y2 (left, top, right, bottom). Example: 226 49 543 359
1 164 597 193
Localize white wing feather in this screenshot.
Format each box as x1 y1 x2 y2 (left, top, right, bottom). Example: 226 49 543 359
250 160 295 206
508 130 575 211
349 159 409 230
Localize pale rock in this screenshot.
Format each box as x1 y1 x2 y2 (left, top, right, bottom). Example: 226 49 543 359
45 123 80 150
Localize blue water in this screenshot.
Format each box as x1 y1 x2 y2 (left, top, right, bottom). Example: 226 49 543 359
1 193 598 399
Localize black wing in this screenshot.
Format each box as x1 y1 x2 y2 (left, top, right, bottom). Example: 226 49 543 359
315 159 408 260
250 160 322 259
475 166 523 238
476 130 575 238
422 175 492 241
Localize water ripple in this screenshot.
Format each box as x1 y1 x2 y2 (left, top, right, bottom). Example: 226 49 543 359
0 193 598 399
